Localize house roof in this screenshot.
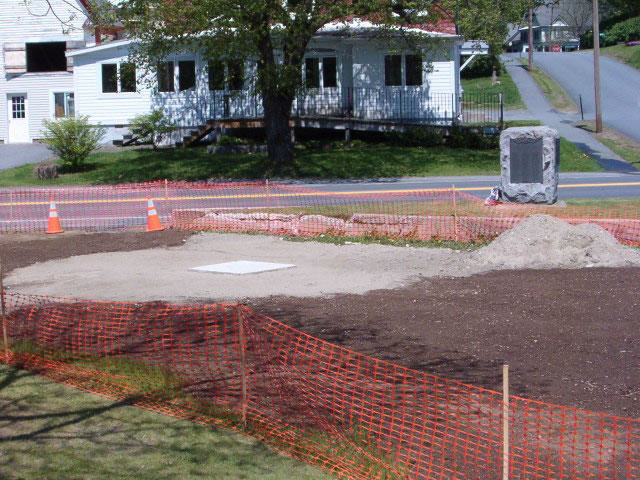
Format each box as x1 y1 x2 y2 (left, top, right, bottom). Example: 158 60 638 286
68 16 459 57
315 17 458 38
67 38 134 56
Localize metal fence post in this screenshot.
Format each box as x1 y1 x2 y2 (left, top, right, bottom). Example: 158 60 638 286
499 93 504 125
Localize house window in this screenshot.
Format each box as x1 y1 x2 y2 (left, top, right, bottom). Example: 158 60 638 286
179 60 196 91
54 92 74 117
228 60 244 90
384 55 402 86
26 42 67 72
322 57 337 88
385 54 422 86
11 96 26 119
158 61 175 92
208 60 225 91
120 63 137 92
405 54 422 86
102 64 118 93
102 63 137 93
305 58 320 88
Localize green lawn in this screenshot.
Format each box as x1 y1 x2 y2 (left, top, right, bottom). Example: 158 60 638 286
565 196 640 206
0 364 334 480
517 59 578 113
599 138 640 168
0 140 601 187
461 69 525 110
585 44 640 70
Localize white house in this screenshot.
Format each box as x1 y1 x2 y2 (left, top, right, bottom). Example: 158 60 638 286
2 4 469 145
66 19 465 144
0 0 96 143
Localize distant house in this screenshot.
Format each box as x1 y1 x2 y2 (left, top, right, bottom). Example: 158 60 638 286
2 4 491 146
506 10 581 53
67 19 471 145
0 0 95 143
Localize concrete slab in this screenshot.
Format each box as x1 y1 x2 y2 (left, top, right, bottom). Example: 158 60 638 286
189 260 295 275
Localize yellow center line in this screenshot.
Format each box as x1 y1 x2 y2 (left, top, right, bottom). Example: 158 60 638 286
1 182 638 207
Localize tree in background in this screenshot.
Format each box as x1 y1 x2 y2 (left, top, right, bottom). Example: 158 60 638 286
601 0 640 18
558 0 593 37
87 0 530 175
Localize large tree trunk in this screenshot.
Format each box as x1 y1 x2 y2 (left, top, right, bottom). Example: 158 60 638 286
263 92 296 176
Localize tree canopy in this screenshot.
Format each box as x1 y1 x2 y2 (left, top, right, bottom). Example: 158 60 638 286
94 0 531 174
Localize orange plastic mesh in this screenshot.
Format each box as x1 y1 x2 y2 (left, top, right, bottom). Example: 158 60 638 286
1 292 638 480
1 181 639 245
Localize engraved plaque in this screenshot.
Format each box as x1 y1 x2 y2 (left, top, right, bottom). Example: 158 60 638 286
510 138 543 184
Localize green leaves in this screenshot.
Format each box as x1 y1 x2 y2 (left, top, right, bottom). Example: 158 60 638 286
42 116 106 173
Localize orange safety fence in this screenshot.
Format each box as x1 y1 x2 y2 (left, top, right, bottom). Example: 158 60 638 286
1 181 640 245
1 291 638 480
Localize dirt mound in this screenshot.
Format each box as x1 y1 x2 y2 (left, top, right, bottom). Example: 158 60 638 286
469 214 640 270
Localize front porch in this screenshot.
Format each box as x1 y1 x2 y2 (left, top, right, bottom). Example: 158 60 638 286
150 88 503 147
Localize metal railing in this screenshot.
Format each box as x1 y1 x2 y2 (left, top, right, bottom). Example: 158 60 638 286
153 88 503 128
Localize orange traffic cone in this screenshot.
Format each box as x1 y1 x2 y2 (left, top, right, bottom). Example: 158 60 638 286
46 197 64 234
146 196 165 232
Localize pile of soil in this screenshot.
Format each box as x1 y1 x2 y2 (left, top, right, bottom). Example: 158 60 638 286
469 214 640 270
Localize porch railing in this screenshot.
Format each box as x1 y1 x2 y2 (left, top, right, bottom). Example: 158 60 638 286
152 88 503 128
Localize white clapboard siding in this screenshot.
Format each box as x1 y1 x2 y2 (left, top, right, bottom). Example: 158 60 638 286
0 0 89 142
72 45 152 125
350 41 457 121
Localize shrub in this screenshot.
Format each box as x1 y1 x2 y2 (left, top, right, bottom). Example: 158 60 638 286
42 116 106 172
446 126 499 150
605 16 640 45
128 110 175 149
216 135 251 146
386 126 444 147
460 54 503 79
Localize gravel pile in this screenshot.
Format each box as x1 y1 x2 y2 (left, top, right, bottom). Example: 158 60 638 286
469 214 640 270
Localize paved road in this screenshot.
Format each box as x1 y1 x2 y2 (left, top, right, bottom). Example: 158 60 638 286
302 172 640 199
502 54 634 172
1 173 638 231
523 51 640 144
0 144 52 171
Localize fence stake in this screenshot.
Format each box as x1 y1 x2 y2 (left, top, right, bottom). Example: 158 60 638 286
164 179 169 223
1 261 9 364
452 184 458 242
266 179 271 233
237 306 248 429
503 364 510 480
9 189 14 232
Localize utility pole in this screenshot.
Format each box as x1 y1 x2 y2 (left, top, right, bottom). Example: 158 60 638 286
528 7 534 71
592 0 603 133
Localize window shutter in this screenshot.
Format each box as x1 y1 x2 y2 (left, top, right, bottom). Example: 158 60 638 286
65 41 86 72
3 43 26 74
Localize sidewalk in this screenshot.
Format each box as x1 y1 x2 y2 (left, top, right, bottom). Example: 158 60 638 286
501 55 635 173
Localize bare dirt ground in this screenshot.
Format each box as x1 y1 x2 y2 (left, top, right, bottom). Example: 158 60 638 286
1 222 639 419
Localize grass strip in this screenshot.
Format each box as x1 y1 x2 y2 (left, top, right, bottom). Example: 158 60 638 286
0 138 601 187
582 44 640 71
4 340 410 479
0 361 334 480
576 120 640 170
517 58 578 113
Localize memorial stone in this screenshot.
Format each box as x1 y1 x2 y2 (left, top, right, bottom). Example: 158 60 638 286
500 126 559 204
